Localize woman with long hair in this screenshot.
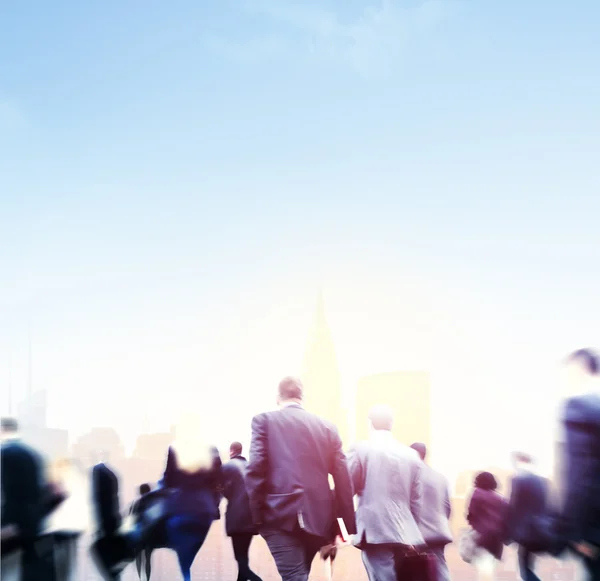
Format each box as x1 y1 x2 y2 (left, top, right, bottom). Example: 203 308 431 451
466 471 508 581
161 414 222 581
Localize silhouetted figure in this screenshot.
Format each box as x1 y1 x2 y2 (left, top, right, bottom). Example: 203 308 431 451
246 376 356 581
411 442 453 581
466 471 508 581
161 442 222 581
507 453 550 581
91 455 133 581
557 349 600 581
222 442 262 581
130 484 153 581
1 417 50 580
347 405 424 581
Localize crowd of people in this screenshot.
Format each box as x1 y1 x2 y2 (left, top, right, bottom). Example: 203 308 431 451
2 347 600 581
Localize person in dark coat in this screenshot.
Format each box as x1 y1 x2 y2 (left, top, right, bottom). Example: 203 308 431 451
507 453 550 581
222 442 262 581
466 471 508 581
556 348 600 581
246 376 356 581
1 417 48 581
161 432 222 581
130 483 153 580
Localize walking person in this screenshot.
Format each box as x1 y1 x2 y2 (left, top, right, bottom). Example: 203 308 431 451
161 414 223 581
410 442 453 581
347 405 424 581
130 484 153 580
246 377 356 581
222 442 262 581
466 471 508 581
506 452 550 581
556 349 600 581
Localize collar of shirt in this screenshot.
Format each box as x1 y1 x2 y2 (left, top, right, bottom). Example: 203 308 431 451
280 401 302 409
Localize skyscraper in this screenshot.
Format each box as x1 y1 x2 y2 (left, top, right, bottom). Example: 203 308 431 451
355 371 431 447
301 289 348 444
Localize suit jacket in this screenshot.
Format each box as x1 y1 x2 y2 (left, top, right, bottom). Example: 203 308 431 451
245 403 356 540
418 463 452 546
347 430 424 546
1 439 45 541
92 462 122 537
222 455 256 536
507 469 549 549
161 446 223 520
559 394 600 545
467 488 508 560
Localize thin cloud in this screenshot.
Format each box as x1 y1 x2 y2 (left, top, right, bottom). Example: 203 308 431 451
208 0 450 76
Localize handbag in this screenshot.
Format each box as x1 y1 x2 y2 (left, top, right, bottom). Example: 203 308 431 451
459 528 479 563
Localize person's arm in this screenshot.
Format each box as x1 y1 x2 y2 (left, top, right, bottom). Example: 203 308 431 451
329 428 357 535
410 460 423 525
505 476 520 544
444 481 452 520
160 447 176 488
245 414 269 528
346 446 364 498
466 490 478 527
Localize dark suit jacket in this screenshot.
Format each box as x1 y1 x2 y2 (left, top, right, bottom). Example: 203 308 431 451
467 488 508 560
92 463 122 537
222 455 256 536
560 394 600 545
1 439 45 541
245 403 356 540
161 446 222 520
507 470 549 549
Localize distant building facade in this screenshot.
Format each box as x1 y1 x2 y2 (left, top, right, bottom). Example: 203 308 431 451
355 371 431 447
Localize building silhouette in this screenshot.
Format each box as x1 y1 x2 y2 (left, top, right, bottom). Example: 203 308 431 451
355 371 431 446
17 389 68 461
301 289 347 444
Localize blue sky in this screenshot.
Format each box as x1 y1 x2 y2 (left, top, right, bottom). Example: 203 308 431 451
1 0 599 473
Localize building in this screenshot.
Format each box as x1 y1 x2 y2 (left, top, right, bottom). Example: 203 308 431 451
354 371 431 447
301 289 347 444
17 389 68 461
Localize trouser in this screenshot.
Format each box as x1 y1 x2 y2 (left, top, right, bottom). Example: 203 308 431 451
261 529 325 581
362 544 425 581
165 515 212 581
231 534 262 581
518 546 540 581
429 544 450 581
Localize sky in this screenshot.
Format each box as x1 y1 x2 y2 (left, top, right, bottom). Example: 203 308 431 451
1 0 600 479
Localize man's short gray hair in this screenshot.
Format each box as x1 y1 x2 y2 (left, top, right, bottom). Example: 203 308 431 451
368 405 394 431
278 377 304 401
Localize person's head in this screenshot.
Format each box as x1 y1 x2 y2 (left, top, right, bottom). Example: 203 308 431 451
512 451 533 470
410 442 427 462
474 471 498 491
368 405 394 432
1 417 18 439
139 483 151 496
229 441 243 459
173 411 214 471
277 376 304 406
564 348 600 393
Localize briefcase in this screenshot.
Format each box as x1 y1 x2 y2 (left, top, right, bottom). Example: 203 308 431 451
397 548 437 581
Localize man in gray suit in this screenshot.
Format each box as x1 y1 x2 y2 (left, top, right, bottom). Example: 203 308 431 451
410 442 452 581
348 405 424 581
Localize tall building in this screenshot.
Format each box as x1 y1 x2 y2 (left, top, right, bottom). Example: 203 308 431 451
355 371 431 447
301 289 347 444
17 389 68 461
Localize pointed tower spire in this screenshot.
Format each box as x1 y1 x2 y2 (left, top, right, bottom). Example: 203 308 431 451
302 289 347 445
